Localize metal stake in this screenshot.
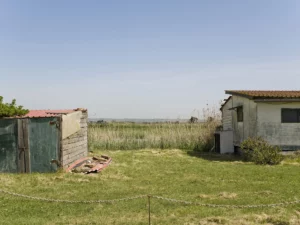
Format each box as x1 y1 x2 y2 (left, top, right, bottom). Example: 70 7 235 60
148 195 151 225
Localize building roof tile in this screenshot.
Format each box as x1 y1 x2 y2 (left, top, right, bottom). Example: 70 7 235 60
14 108 87 118
225 90 300 99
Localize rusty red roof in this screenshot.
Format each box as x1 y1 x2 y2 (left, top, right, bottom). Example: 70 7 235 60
23 110 75 118
13 108 87 118
225 90 300 99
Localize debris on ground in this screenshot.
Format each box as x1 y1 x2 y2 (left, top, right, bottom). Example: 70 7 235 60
66 155 112 174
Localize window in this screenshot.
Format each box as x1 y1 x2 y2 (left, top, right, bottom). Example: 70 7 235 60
237 107 243 122
282 109 300 123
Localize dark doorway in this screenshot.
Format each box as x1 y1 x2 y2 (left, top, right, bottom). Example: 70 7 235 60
214 133 220 153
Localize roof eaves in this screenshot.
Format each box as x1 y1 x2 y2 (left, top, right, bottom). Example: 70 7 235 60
225 90 254 99
254 98 300 102
220 96 232 111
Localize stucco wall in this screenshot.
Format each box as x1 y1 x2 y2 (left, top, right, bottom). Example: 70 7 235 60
220 130 234 153
257 102 300 150
61 111 88 168
231 96 257 146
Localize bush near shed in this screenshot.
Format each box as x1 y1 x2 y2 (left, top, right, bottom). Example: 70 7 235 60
241 137 284 165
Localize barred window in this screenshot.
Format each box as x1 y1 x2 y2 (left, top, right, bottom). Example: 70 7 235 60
237 107 243 122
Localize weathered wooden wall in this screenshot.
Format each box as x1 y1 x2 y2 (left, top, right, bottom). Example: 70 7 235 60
61 111 88 168
221 97 233 131
0 119 18 172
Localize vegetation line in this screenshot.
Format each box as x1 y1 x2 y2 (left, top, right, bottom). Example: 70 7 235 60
88 107 221 151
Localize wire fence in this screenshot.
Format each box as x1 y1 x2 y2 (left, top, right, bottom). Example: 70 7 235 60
1 188 300 224
0 188 146 204
1 188 300 208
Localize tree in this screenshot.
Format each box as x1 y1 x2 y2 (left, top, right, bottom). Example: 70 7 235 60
189 116 198 123
0 96 29 118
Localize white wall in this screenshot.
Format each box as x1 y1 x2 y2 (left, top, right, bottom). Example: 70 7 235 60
221 97 233 130
220 130 234 153
257 102 300 150
231 96 257 146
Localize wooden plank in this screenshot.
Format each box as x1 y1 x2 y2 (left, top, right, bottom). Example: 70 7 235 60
22 119 30 173
17 120 25 173
58 116 62 168
0 119 18 173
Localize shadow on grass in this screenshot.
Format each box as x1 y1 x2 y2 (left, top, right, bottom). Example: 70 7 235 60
187 150 243 162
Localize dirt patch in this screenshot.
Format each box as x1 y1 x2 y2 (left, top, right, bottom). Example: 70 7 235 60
197 192 238 200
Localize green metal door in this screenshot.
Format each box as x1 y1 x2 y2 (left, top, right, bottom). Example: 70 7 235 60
28 118 60 172
0 119 18 172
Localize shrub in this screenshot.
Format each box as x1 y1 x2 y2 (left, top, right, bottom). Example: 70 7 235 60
0 96 29 118
240 137 283 165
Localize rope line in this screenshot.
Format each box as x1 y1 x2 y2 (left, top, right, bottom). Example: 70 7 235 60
0 188 146 204
1 188 300 208
151 196 300 208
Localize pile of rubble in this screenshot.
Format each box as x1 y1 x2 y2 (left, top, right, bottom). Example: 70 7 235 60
67 155 112 174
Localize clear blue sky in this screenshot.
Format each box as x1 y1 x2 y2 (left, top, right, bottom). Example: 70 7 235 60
1 0 299 118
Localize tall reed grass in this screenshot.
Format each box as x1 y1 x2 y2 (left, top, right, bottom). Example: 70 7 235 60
89 106 221 151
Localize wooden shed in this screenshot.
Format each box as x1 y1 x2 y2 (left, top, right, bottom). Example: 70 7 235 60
0 108 88 173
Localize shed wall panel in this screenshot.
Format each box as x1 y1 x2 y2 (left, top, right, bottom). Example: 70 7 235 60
222 98 233 130
28 117 59 172
61 111 88 168
231 96 257 146
62 111 81 139
0 119 18 172
257 102 300 150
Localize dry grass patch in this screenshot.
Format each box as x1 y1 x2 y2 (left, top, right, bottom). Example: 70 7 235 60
197 192 238 200
197 213 299 225
218 192 238 199
88 120 220 151
253 191 275 196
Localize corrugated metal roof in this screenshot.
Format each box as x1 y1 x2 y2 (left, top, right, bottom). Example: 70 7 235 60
26 110 75 118
225 90 300 99
16 109 76 118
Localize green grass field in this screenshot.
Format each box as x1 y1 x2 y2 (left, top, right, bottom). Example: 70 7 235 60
1 149 300 225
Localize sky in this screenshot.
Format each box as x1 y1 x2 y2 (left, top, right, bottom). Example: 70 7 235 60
0 0 300 119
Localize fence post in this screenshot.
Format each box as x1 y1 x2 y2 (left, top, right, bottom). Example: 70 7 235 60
148 195 151 225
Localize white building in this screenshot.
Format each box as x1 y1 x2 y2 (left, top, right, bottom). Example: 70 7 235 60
216 90 300 153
